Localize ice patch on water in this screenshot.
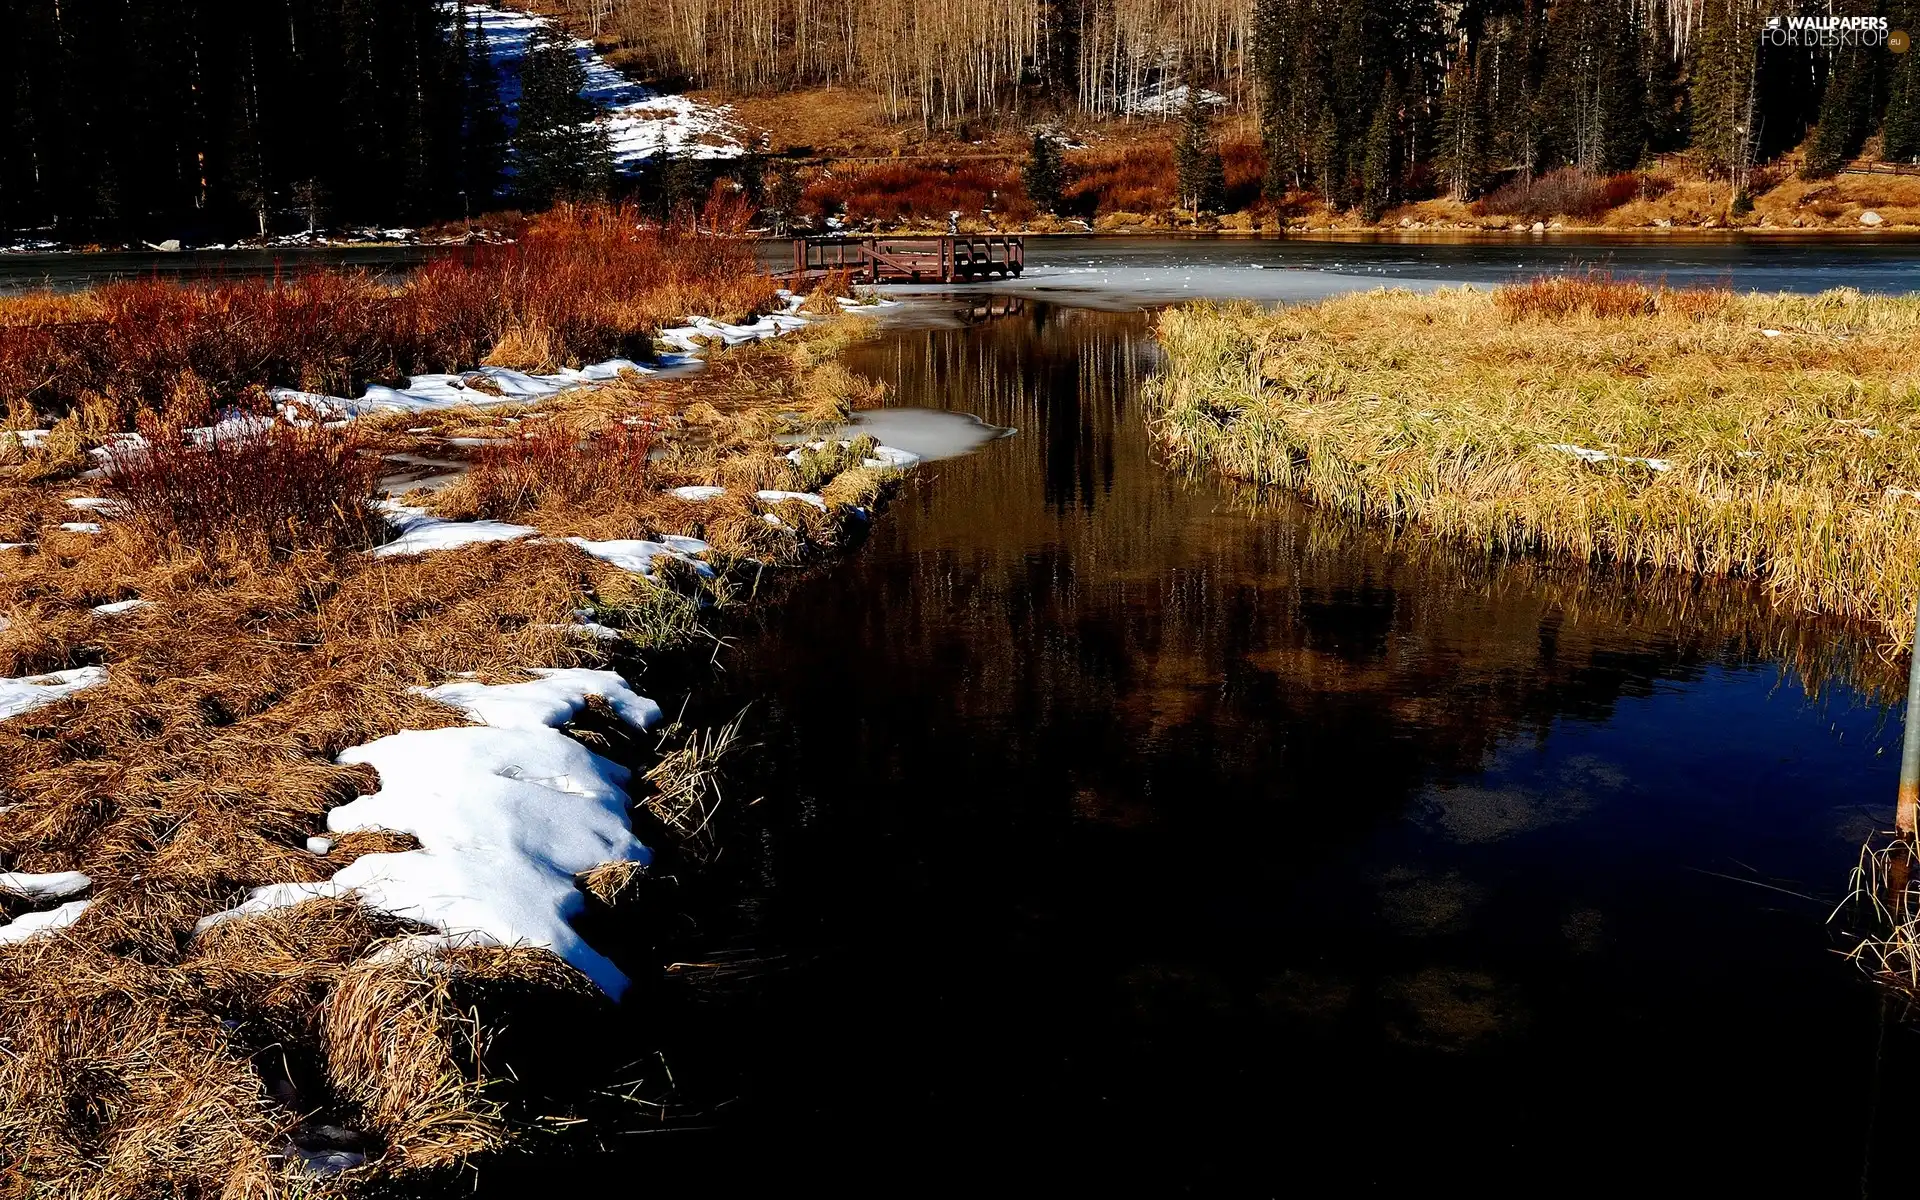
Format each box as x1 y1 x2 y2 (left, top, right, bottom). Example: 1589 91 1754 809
844 408 1011 461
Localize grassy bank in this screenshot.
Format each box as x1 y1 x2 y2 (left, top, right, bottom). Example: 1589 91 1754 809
0 203 780 434
0 286 895 1192
1147 279 1920 648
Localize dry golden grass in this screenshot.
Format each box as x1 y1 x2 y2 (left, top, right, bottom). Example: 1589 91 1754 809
0 319 899 1195
1149 282 1920 649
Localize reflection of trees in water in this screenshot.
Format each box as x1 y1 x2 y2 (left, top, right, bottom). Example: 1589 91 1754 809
818 304 1895 849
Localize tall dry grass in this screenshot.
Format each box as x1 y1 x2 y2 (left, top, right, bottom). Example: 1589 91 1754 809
0 203 781 432
433 417 660 522
1148 283 1920 648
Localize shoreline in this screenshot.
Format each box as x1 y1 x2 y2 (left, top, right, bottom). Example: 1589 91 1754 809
8 223 1920 262
0 238 914 1188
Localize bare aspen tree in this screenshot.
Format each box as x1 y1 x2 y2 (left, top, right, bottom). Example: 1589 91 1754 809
596 0 1252 124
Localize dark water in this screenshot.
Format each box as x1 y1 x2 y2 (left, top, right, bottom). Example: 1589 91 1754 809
0 245 439 293
9 231 1914 296
497 300 1917 1192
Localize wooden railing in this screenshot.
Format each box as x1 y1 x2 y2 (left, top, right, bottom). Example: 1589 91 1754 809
789 235 1024 284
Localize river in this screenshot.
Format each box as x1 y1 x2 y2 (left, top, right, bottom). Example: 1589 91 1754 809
486 264 1918 1191
14 237 1912 1189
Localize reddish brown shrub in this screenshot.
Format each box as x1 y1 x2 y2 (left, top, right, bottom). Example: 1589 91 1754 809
104 417 382 559
1064 143 1174 216
1473 168 1642 221
802 162 1034 226
0 204 779 429
1221 138 1267 212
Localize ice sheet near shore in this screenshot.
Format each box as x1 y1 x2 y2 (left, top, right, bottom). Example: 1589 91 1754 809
460 3 745 170
197 669 660 998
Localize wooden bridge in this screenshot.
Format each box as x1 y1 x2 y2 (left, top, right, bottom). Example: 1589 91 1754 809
788 235 1024 285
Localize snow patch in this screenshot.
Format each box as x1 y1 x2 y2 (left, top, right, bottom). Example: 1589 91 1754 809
669 485 726 502
0 900 90 945
0 666 106 721
1540 443 1672 472
91 599 149 616
372 502 536 558
1122 82 1228 117
658 310 812 353
200 669 659 997
462 4 746 170
756 489 828 510
422 667 663 732
0 871 92 901
278 360 651 420
565 535 713 578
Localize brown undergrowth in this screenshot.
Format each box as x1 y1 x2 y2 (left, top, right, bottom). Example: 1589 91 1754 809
0 318 896 1195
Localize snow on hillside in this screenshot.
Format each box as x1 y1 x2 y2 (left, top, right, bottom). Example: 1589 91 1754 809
461 4 746 170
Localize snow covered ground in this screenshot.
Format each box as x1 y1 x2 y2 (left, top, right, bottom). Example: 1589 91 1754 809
461 4 747 171
0 291 935 983
198 669 659 998
1121 82 1228 118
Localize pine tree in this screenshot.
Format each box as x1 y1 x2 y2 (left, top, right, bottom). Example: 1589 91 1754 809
762 156 804 234
1312 103 1346 209
1691 0 1760 176
656 148 700 221
1435 46 1486 200
1174 85 1224 214
462 9 508 204
1886 0 1920 162
513 24 613 208
1359 77 1396 222
1254 0 1323 196
228 56 273 238
1023 132 1064 214
1804 27 1880 177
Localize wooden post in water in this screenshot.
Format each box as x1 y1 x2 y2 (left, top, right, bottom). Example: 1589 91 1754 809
1900 592 1920 840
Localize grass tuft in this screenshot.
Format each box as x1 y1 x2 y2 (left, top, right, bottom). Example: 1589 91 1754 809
641 711 749 862
433 416 659 523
